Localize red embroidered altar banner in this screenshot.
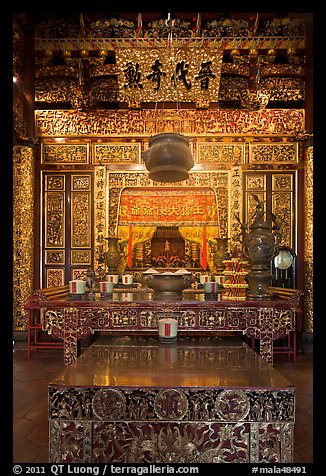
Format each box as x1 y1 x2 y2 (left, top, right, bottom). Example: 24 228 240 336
118 187 218 226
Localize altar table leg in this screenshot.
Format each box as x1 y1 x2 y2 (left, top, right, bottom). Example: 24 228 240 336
63 307 79 367
259 307 274 366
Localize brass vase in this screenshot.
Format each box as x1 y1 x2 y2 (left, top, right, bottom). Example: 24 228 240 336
242 200 279 299
213 237 230 274
104 237 123 273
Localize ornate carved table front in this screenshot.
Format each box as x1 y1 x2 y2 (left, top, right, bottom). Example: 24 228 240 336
34 292 298 367
48 336 295 463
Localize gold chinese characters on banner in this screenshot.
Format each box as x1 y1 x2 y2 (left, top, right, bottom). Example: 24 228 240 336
115 47 223 106
118 187 219 226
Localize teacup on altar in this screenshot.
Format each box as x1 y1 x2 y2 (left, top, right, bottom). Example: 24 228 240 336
122 274 133 285
203 282 219 294
106 274 119 284
69 280 86 294
200 275 211 284
99 281 114 294
214 275 226 285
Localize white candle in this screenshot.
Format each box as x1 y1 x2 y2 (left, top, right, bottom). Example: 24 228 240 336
99 281 114 294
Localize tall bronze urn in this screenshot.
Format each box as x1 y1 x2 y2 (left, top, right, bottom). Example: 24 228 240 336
242 199 279 299
104 237 123 273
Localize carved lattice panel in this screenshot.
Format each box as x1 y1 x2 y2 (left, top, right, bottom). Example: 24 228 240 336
197 142 245 164
248 143 298 164
243 171 295 250
46 268 65 287
93 142 141 164
42 172 94 286
272 174 294 248
41 141 90 164
45 193 65 249
245 174 267 225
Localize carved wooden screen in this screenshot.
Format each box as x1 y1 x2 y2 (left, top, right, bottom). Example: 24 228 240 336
243 171 296 251
41 172 94 287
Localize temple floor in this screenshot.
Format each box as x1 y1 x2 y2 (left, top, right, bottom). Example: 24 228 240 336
13 340 313 464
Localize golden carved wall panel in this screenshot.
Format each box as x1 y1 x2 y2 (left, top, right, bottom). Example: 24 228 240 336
71 250 91 265
41 141 90 164
43 173 66 287
70 174 93 278
94 166 107 276
42 172 94 286
249 143 298 164
32 107 310 332
229 165 243 246
13 146 35 330
45 250 65 265
245 174 267 224
71 175 92 251
304 146 313 333
46 268 65 287
93 143 141 164
244 172 295 250
72 174 91 191
272 174 294 248
45 192 65 248
272 192 293 248
36 78 77 104
197 143 244 164
246 175 266 191
272 174 293 192
72 269 88 280
71 192 91 248
46 174 65 191
35 109 305 137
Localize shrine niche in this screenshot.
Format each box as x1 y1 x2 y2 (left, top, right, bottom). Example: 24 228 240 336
149 227 187 269
115 186 220 272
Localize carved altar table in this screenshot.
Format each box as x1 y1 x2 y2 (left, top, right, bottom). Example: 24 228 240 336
25 291 299 367
48 336 295 463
